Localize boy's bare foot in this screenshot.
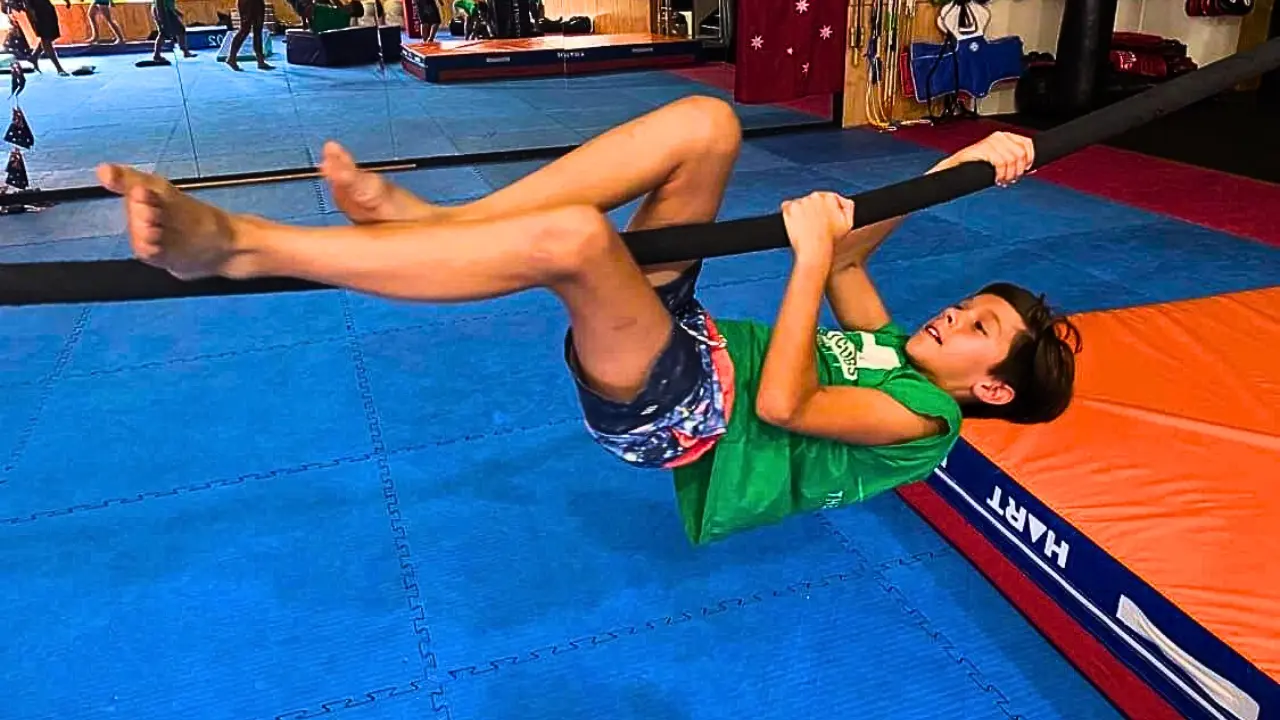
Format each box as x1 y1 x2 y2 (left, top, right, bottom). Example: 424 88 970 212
96 164 263 280
319 142 443 224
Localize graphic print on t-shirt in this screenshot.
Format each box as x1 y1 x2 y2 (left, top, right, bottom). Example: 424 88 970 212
816 330 903 382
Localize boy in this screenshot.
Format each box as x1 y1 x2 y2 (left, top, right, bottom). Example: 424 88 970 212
97 96 1080 544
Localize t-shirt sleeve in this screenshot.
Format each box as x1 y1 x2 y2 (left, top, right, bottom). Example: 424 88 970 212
879 322 912 343
880 369 962 438
852 370 962 498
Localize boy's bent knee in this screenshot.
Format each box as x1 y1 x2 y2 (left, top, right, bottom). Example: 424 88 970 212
528 205 619 281
671 96 742 157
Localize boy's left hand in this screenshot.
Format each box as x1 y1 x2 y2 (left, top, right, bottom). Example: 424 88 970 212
781 191 855 267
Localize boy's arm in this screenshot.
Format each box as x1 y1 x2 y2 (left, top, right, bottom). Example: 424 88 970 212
755 193 944 446
823 153 969 332
824 132 1038 331
824 216 903 332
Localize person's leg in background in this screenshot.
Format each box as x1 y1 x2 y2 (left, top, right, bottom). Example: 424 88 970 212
170 6 195 56
150 4 167 61
25 0 68 75
417 0 441 39
87 0 125 43
225 0 269 70
426 0 440 40
250 0 270 68
151 1 196 61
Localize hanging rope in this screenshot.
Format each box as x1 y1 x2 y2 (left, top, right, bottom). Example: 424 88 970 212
864 0 916 129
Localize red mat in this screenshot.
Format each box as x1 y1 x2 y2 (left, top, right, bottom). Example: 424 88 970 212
892 119 1280 248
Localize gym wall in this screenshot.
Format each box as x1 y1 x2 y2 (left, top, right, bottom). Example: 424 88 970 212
539 0 650 34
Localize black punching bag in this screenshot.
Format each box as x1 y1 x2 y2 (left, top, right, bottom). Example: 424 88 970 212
1261 0 1280 106
492 0 535 37
1051 0 1120 115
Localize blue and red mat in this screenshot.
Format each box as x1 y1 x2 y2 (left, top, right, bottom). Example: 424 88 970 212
3 119 1280 720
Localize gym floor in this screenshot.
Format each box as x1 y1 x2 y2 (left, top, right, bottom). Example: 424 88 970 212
4 65 1280 719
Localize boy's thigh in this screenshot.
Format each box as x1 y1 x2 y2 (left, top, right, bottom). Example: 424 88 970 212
565 262 721 466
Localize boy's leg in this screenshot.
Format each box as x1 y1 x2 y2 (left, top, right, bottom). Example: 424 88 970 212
100 166 676 404
322 95 741 281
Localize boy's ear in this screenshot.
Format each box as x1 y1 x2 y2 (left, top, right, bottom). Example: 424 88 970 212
973 379 1014 407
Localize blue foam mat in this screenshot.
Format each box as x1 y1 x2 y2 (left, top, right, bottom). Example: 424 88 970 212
383 428 860 669
5 340 372 514
878 550 1124 719
0 462 428 720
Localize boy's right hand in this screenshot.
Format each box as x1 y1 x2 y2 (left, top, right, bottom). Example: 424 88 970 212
936 131 1036 187
781 191 855 268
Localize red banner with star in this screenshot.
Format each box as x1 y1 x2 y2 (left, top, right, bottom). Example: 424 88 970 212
734 0 849 104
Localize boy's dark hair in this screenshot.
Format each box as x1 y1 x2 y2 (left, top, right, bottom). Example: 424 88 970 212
963 282 1082 424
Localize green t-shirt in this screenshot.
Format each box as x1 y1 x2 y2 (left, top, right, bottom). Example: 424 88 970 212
312 2 351 32
671 319 962 544
454 0 476 13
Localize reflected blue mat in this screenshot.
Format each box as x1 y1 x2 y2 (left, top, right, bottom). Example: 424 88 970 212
0 234 130 264
0 199 126 243
189 181 326 218
21 55 823 186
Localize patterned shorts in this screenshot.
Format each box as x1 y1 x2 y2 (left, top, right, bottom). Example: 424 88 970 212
565 262 732 469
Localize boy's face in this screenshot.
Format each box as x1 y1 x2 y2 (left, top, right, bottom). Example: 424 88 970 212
905 293 1027 406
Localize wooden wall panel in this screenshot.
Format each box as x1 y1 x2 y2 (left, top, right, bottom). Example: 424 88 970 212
842 0 943 127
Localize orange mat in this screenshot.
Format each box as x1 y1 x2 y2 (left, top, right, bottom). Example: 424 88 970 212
962 286 1280 681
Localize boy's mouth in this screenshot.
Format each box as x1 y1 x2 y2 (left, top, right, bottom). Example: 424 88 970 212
925 324 942 344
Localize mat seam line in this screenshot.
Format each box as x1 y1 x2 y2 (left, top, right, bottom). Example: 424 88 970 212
2 307 91 484
267 681 448 720
0 419 580 527
440 568 867 683
258 569 866 719
337 292 451 717
819 514 1026 720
